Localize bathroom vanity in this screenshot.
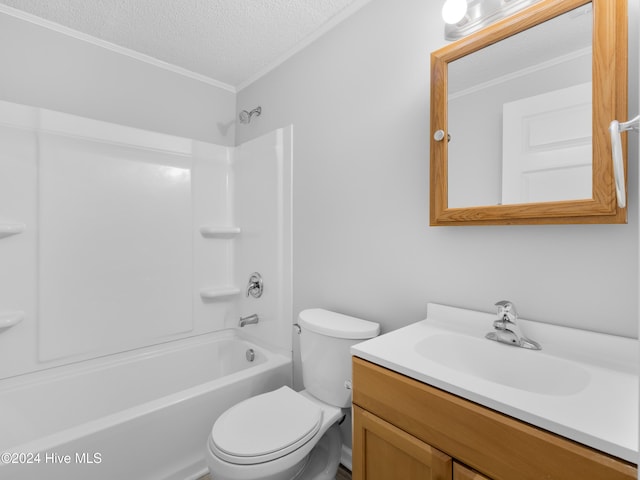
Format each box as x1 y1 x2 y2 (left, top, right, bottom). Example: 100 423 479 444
350 304 638 480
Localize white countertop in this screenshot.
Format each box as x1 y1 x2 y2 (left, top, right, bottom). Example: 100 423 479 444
351 303 638 463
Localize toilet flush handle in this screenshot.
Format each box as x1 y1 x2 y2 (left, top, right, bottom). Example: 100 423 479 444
344 380 352 390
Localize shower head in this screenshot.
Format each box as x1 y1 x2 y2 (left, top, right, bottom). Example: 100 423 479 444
239 106 262 124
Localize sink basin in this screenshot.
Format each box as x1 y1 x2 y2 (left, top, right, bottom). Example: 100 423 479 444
415 333 590 396
351 303 638 463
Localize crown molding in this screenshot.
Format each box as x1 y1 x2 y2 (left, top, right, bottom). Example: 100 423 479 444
237 0 374 91
0 4 236 93
448 46 592 100
1 0 375 94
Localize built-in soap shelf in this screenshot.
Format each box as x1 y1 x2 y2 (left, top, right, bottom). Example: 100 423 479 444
200 287 241 300
199 225 241 238
0 223 26 239
0 311 24 330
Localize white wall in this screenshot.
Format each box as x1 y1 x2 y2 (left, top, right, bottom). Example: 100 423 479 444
237 0 639 341
0 12 236 146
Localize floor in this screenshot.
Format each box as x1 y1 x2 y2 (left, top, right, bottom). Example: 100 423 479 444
199 465 352 480
337 465 352 480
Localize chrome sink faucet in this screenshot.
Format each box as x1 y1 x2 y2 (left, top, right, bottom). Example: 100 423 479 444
485 301 541 350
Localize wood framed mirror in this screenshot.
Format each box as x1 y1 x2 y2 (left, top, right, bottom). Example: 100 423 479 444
430 0 628 226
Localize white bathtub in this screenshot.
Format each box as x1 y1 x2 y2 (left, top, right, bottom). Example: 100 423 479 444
0 330 292 480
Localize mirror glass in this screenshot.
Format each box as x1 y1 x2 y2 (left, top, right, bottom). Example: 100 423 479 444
447 4 593 208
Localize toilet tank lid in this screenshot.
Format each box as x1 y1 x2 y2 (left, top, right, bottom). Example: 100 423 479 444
298 309 380 339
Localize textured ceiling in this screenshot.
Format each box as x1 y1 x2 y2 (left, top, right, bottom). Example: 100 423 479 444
0 0 365 88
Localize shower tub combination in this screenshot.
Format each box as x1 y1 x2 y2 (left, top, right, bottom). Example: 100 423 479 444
0 331 291 480
0 102 294 479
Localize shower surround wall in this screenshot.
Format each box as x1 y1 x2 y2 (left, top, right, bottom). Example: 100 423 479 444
0 99 292 379
234 127 293 355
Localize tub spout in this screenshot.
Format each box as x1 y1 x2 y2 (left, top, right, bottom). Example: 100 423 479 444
239 314 259 327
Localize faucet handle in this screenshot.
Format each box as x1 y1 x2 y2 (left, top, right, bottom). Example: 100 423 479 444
246 272 263 298
488 300 541 350
494 300 518 322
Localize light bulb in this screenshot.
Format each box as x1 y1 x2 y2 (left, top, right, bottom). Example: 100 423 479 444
441 0 468 24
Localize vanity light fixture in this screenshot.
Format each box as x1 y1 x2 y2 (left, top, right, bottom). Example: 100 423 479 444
443 0 543 40
441 0 468 25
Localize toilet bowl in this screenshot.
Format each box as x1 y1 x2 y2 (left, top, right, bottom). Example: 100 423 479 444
205 309 380 480
206 387 343 480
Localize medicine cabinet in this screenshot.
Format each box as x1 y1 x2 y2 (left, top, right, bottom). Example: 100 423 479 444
430 0 628 225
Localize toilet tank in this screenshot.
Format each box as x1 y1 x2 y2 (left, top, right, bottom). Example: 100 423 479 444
298 309 380 408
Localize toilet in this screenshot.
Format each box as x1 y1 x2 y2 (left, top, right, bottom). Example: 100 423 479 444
205 308 380 480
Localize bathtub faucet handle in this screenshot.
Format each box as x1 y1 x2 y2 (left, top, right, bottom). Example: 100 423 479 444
246 272 263 298
239 314 259 327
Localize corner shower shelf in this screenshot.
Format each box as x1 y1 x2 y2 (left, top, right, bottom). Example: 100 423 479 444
0 223 25 239
200 287 241 300
199 226 241 238
0 311 24 330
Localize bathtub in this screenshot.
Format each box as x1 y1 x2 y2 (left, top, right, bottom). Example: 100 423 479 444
0 330 292 480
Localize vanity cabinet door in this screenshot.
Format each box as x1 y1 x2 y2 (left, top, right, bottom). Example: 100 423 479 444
453 463 491 480
353 357 637 480
353 404 453 480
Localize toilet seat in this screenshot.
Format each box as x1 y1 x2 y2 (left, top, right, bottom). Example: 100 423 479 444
210 386 323 465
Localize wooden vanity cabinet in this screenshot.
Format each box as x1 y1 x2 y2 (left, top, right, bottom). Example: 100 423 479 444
352 357 637 480
353 404 453 480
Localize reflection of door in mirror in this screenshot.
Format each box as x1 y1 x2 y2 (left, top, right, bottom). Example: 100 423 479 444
502 82 592 204
447 4 592 208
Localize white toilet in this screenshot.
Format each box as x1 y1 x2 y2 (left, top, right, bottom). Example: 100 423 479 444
205 308 380 480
